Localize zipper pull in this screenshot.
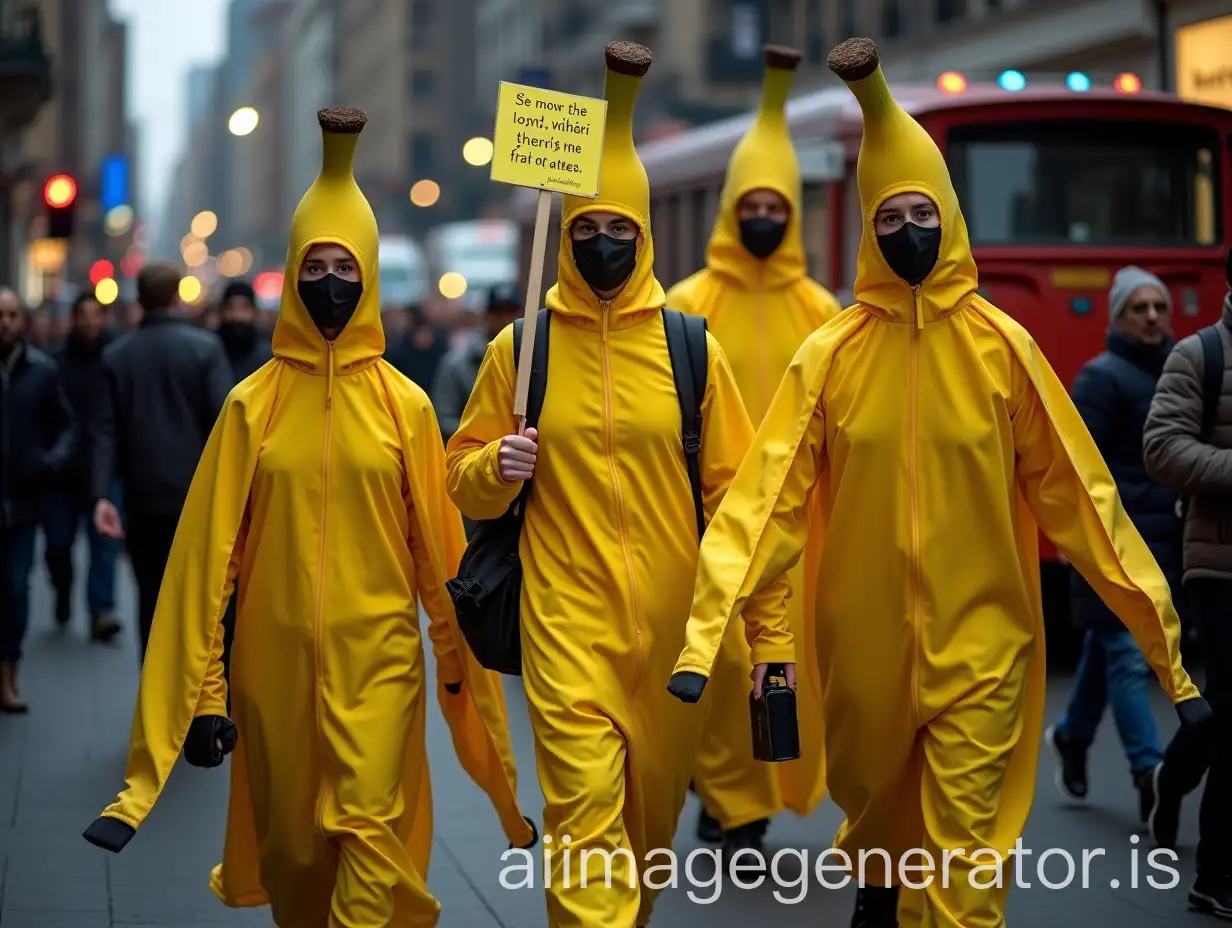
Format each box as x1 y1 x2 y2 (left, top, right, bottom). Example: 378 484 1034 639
911 286 923 331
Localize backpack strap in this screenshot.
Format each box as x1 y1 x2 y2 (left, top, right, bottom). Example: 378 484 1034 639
1198 325 1224 441
661 308 709 541
511 309 550 505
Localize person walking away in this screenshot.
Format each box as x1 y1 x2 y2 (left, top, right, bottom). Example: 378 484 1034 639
432 283 522 445
1045 266 1183 818
81 107 537 928
44 292 123 642
91 262 234 660
447 42 792 928
667 38 1210 928
216 279 273 381
667 42 842 858
1142 245 1232 917
0 288 77 711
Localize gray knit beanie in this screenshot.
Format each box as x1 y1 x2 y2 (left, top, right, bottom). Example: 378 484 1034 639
1108 266 1171 325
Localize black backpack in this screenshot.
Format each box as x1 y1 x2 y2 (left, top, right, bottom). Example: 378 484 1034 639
445 307 709 676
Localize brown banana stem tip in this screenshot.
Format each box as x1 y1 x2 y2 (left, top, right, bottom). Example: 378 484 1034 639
826 37 879 81
317 106 367 133
605 40 653 77
764 44 803 70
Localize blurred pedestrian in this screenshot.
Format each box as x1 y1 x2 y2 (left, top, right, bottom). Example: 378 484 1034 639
668 39 1208 928
1045 266 1183 818
83 106 536 928
44 291 123 642
216 279 272 381
91 262 233 660
666 43 842 860
385 302 447 388
431 283 521 444
1142 246 1232 916
0 288 77 711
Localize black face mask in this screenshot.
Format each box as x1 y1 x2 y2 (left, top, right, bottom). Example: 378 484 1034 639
876 222 942 287
572 233 637 293
216 320 258 357
297 274 363 335
739 217 787 259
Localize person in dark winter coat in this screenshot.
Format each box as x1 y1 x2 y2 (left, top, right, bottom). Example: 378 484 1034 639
1046 266 1184 819
44 292 122 642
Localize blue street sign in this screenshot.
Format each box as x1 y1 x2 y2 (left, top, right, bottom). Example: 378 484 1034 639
100 154 129 212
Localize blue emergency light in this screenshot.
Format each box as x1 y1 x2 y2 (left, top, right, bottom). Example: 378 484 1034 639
997 70 1026 92
1065 72 1091 92
100 154 129 213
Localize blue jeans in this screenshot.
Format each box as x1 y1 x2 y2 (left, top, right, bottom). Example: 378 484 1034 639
0 523 38 663
1058 627 1165 777
42 487 120 615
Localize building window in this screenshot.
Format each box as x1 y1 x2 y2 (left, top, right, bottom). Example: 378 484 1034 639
882 0 902 37
409 0 432 48
410 132 434 174
935 0 967 23
840 0 857 38
411 69 433 100
805 0 824 60
768 0 793 43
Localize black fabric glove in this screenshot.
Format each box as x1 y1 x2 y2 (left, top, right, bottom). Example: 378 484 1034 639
184 715 238 768
508 815 539 850
1177 696 1214 731
667 671 707 704
444 681 462 694
83 816 136 853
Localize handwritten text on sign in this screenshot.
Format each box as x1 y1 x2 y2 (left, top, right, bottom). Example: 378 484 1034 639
489 82 607 198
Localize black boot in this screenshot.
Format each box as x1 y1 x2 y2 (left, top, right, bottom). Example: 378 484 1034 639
1135 763 1159 824
46 549 73 627
1045 724 1088 800
851 885 898 927
1149 761 1184 850
696 807 723 843
722 818 768 878
1189 871 1232 919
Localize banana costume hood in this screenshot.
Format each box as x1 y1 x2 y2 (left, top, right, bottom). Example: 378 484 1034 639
671 44 839 828
447 42 789 928
672 39 1197 927
84 107 533 927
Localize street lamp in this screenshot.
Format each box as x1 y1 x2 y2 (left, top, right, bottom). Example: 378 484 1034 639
228 106 259 136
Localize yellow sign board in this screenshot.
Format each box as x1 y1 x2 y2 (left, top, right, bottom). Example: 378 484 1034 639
489 82 607 198
1050 268 1111 289
1176 15 1232 110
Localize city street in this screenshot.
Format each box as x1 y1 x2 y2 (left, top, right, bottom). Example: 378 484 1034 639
0 539 1218 928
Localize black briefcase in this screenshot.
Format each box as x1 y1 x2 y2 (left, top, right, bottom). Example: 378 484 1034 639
750 663 800 762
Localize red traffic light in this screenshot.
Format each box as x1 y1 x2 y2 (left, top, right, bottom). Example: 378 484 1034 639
44 174 77 208
89 259 115 285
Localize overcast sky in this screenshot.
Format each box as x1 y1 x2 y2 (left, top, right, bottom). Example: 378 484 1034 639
109 0 228 235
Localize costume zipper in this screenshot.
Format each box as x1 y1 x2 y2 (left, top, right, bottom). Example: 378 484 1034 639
756 265 768 422
600 302 644 695
313 342 335 829
908 288 922 723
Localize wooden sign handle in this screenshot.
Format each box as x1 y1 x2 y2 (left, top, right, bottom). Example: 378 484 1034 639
512 188 552 436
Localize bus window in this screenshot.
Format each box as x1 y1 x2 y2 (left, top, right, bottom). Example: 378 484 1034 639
947 120 1220 247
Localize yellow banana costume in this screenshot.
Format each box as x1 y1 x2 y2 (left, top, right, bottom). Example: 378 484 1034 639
668 44 839 829
84 107 533 928
446 42 791 928
671 39 1198 927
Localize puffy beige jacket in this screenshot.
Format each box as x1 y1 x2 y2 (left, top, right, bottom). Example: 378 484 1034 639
1143 293 1232 581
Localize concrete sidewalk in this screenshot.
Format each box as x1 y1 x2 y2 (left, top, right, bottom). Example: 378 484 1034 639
0 537 1218 926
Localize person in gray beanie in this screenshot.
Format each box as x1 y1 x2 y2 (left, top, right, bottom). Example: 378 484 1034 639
1047 265 1185 831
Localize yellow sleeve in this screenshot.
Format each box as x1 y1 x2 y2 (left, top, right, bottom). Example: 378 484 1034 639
405 394 466 686
194 511 249 718
445 325 522 521
1010 352 1198 703
698 334 796 665
666 277 699 315
675 337 828 677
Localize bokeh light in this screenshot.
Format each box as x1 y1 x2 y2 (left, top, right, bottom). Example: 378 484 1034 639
182 240 208 268
104 205 134 237
1065 71 1091 92
191 210 218 239
1113 72 1142 93
996 69 1026 92
410 179 440 207
937 71 967 93
179 275 203 303
89 259 114 286
94 278 119 305
218 250 244 277
462 137 494 166
228 106 259 136
438 272 467 299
